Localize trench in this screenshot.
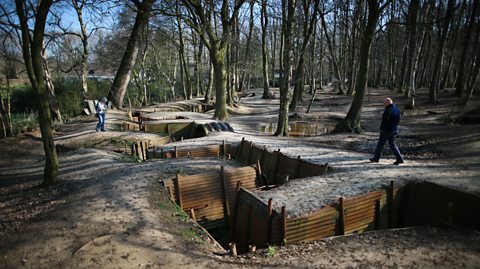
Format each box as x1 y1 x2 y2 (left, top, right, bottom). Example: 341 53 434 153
160 139 480 255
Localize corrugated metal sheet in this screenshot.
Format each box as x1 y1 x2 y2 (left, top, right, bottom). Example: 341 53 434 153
406 182 480 229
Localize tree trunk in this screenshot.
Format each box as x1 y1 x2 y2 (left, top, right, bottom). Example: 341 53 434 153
429 0 455 104
261 0 270 98
0 75 13 137
319 7 344 94
204 62 213 103
239 0 255 93
108 0 154 108
177 4 192 100
333 0 381 134
15 0 59 185
72 0 89 97
403 0 419 108
455 0 479 97
274 0 296 136
290 0 319 112
211 49 228 120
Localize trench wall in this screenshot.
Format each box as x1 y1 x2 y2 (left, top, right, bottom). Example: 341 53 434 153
228 181 480 252
236 138 329 184
163 166 258 230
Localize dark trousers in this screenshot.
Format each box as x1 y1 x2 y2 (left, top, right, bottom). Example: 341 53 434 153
372 130 403 162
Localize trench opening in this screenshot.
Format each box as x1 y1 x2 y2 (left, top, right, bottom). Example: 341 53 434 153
161 139 480 255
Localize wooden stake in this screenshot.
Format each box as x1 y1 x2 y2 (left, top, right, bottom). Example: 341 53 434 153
229 243 237 257
267 198 273 244
388 180 395 228
167 186 174 203
222 140 227 157
190 208 197 222
295 155 301 179
229 181 243 242
447 202 454 225
375 200 381 230
281 206 287 245
175 174 183 209
339 197 345 235
220 166 231 228
174 146 178 158
247 141 254 164
273 149 281 184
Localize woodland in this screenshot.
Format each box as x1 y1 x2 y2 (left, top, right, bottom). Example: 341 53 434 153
0 0 480 268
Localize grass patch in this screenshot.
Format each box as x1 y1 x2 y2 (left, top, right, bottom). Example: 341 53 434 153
265 244 277 257
11 112 38 134
181 227 205 244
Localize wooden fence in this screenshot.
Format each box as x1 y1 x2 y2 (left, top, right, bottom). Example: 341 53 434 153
236 138 329 184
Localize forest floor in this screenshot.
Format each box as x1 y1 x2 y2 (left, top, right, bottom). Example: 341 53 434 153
1 87 480 269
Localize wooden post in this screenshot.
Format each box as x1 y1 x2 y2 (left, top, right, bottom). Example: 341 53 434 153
153 146 157 158
190 208 197 222
246 205 253 246
229 181 243 242
281 206 287 245
273 149 281 184
267 198 273 244
220 166 231 228
160 148 164 158
174 146 178 158
187 151 191 158
388 180 395 228
143 141 148 160
247 141 254 165
256 160 266 186
447 202 454 225
222 140 227 157
175 174 183 209
167 186 174 202
339 197 345 235
375 200 381 230
135 143 140 160
229 243 237 257
295 156 301 179
139 141 145 161
237 137 245 161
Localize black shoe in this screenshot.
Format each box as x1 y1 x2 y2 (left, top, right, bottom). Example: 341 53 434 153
101 129 106 132
369 158 379 163
393 160 404 165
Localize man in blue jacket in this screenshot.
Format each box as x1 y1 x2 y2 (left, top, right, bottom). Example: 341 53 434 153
370 98 404 165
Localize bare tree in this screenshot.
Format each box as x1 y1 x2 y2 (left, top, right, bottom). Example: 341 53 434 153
15 0 59 185
109 0 156 108
333 0 388 133
274 0 296 136
429 0 455 104
181 0 247 121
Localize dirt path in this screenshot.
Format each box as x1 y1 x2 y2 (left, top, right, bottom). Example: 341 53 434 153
1 87 480 268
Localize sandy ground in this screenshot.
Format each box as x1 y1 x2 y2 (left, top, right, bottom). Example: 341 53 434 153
1 87 480 268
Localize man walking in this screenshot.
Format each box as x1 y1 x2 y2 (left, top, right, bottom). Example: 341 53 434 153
370 97 404 165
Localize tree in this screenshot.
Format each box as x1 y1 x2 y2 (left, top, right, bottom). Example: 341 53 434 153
108 0 156 108
15 0 59 185
274 0 296 136
289 0 319 111
333 0 386 133
429 0 455 105
455 0 479 98
181 0 247 121
260 0 270 99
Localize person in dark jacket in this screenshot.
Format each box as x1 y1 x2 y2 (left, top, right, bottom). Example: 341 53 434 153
370 98 404 165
